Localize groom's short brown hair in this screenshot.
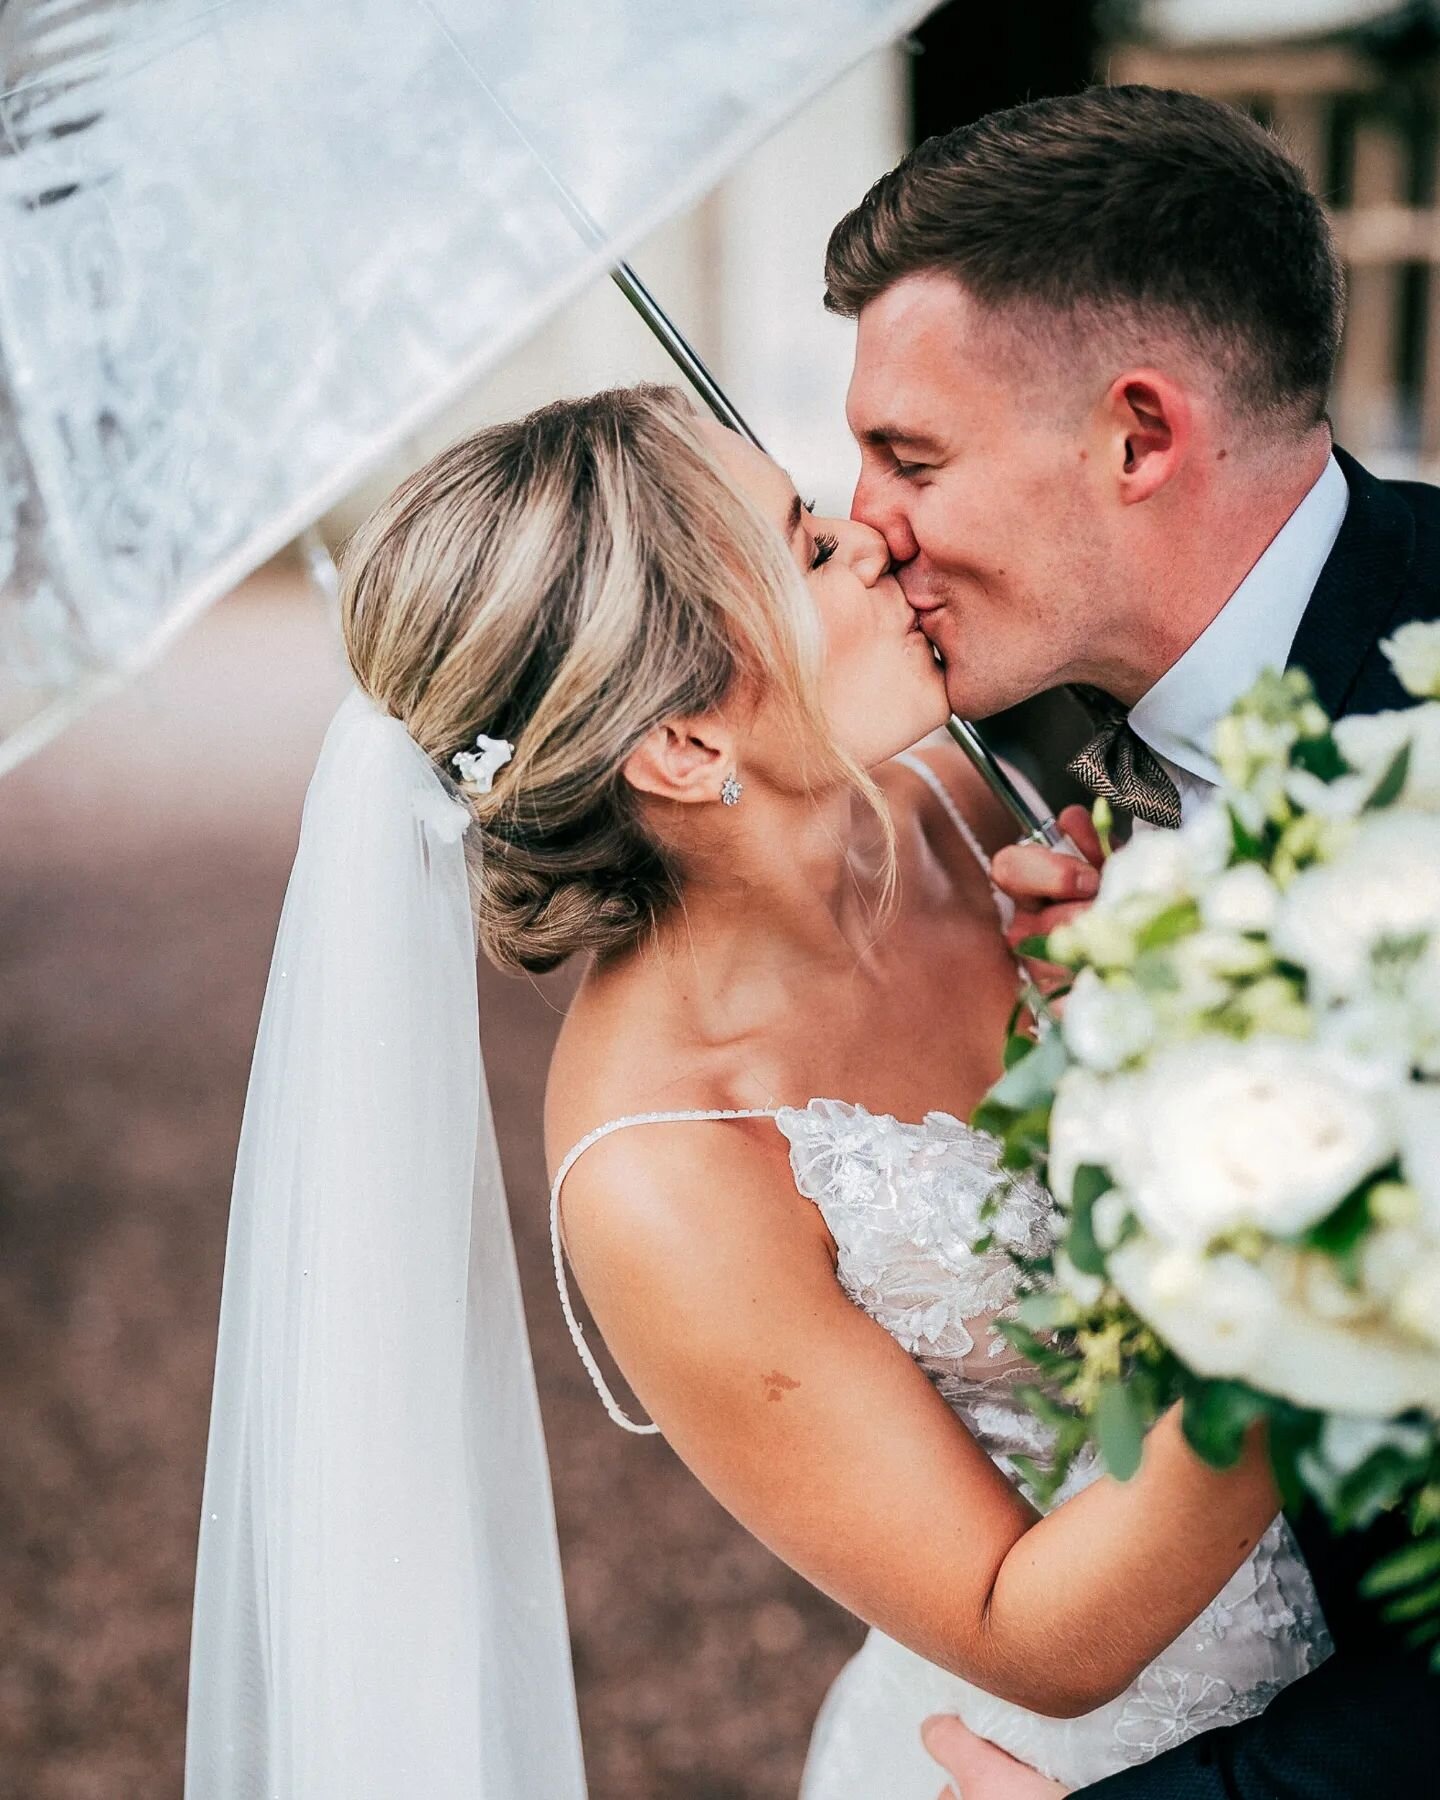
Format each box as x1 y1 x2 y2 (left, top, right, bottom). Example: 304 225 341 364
825 85 1344 427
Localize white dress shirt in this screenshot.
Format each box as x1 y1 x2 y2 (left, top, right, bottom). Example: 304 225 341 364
1127 453 1349 823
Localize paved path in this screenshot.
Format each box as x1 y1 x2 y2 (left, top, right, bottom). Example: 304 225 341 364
0 563 858 1799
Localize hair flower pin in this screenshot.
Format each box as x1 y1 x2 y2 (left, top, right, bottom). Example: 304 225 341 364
451 732 514 793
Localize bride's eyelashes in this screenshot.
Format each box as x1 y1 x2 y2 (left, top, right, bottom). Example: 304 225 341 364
810 531 839 571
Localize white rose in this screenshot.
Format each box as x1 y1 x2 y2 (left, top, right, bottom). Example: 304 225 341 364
1334 703 1440 808
1111 1237 1440 1412
1049 906 1141 973
1394 1254 1440 1347
1284 766 1373 821
1318 1413 1434 1476
1047 1067 1139 1207
1055 1248 1105 1309
1393 1084 1440 1241
1201 863 1280 934
1111 1243 1280 1379
1316 997 1414 1089
1382 620 1440 699
1061 970 1156 1073
1112 1038 1394 1247
1273 813 1440 1002
1097 802 1233 909
1410 944 1440 1075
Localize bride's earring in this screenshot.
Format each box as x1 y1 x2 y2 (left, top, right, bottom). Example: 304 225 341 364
719 771 744 807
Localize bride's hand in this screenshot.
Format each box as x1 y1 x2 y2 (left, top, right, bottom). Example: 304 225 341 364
990 805 1104 991
923 1716 1070 1800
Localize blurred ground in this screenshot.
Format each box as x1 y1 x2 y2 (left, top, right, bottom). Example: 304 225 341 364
0 562 861 1800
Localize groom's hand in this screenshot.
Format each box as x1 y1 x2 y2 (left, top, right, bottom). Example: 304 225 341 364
922 1715 1071 1800
991 805 1103 987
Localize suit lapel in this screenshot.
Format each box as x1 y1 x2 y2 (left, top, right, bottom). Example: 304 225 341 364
1287 447 1415 718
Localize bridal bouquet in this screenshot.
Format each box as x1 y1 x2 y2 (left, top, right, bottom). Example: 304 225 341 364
978 622 1440 1664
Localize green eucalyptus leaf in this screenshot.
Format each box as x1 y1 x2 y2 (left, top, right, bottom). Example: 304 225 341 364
1095 1379 1145 1481
1291 732 1346 782
1016 1292 1076 1330
1136 899 1201 952
1362 1534 1440 1597
1381 1576 1440 1622
1181 1382 1266 1469
1064 1164 1113 1277
1366 739 1412 811
987 1027 1069 1112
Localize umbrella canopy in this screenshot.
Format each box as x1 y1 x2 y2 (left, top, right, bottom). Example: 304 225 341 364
0 0 928 770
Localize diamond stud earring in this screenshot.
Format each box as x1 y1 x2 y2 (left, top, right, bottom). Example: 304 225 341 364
719 772 744 807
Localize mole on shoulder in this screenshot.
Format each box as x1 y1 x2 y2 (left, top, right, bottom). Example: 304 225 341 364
762 1369 801 1403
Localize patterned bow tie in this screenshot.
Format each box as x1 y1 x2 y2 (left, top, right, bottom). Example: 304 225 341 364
1066 690 1183 830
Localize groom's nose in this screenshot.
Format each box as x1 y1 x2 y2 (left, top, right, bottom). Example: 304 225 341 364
850 473 919 567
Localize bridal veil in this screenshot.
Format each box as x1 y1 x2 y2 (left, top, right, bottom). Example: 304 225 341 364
185 690 587 1798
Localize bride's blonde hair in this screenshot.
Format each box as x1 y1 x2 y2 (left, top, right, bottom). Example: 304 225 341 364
342 384 891 973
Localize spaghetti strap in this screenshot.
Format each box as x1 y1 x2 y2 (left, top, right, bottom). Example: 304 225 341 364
893 749 993 874
549 1108 778 1434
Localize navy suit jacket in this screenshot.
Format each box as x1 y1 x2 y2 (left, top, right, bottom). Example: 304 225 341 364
1076 447 1440 1800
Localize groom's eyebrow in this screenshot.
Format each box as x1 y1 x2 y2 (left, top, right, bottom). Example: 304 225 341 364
862 425 944 453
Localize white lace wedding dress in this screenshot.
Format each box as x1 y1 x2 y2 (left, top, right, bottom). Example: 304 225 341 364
550 755 1332 1798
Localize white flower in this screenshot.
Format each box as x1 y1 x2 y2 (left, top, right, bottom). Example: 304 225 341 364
1318 1413 1433 1476
1316 998 1413 1089
1055 1248 1105 1309
1334 703 1440 808
1048 907 1141 973
1273 813 1440 1003
1284 765 1373 821
1201 864 1280 935
1092 1189 1131 1251
1393 1084 1440 1241
1394 1254 1440 1347
1111 1236 1440 1411
1361 1224 1426 1301
451 732 514 793
1382 620 1440 699
1047 1067 1140 1207
1098 810 1226 907
1212 710 1298 787
1111 1038 1394 1247
1112 1244 1280 1379
1061 970 1156 1072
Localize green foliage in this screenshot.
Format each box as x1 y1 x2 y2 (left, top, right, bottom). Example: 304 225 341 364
1180 1382 1267 1469
1095 1378 1145 1480
1065 1164 1112 1278
1365 740 1412 811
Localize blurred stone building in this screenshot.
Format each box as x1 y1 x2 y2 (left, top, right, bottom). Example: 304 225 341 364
1118 1 1440 476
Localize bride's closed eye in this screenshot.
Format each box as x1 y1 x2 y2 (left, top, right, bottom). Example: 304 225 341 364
810 531 839 571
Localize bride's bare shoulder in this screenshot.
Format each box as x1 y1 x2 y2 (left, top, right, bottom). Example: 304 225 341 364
544 954 763 1172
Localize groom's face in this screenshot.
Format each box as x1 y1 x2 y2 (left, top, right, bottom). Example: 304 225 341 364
847 274 1104 720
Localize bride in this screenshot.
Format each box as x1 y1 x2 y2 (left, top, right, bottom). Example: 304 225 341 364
186 385 1328 1800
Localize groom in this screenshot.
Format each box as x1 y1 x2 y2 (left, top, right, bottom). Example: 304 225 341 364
825 84 1439 1800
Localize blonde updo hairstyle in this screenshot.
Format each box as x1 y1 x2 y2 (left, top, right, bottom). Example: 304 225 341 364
341 385 892 973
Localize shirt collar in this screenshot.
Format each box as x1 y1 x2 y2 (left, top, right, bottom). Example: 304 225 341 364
1129 452 1349 784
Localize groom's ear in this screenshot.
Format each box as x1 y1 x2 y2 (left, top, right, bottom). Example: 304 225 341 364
622 716 732 806
1101 370 1190 505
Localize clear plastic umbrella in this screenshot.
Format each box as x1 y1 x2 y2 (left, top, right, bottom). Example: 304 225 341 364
0 0 1060 839
0 0 923 758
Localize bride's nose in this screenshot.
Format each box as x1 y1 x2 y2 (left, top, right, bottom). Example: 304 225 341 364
834 517 892 586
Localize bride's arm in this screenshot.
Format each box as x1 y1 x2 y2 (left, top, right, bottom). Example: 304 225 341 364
559 1119 1277 1721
